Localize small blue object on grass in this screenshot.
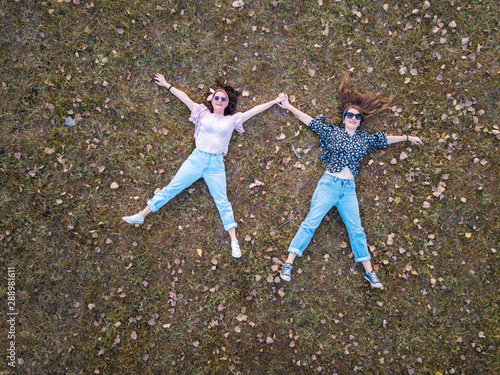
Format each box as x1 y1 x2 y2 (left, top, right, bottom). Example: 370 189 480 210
63 116 76 126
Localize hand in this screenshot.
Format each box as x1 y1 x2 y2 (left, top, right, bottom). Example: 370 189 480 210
154 73 169 88
409 136 424 146
277 93 289 108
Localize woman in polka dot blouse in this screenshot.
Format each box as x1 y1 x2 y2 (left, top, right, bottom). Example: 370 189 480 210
278 74 424 288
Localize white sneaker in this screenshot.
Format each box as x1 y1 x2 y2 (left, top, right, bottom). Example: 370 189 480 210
231 240 242 258
122 212 145 225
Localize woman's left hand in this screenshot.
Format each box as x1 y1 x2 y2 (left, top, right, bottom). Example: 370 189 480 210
409 136 424 146
277 93 289 107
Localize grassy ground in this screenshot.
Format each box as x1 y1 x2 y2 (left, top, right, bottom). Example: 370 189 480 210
1 0 499 374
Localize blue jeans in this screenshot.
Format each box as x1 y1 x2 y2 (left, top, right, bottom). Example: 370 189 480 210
147 149 237 231
288 173 371 262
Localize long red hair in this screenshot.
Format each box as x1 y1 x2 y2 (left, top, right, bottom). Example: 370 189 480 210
338 74 393 119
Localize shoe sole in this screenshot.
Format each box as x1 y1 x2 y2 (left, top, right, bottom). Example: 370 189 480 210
280 274 291 282
364 276 383 288
122 218 143 225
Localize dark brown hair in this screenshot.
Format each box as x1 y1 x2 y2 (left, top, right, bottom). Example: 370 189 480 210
338 74 393 119
205 78 240 116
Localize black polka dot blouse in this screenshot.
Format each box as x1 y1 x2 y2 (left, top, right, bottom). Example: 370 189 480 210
308 117 388 178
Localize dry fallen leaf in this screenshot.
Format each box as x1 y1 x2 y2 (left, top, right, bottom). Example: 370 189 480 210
236 314 247 321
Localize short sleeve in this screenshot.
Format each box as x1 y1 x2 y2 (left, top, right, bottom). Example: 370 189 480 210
366 131 388 153
232 112 244 134
308 117 335 137
189 103 210 138
189 103 209 126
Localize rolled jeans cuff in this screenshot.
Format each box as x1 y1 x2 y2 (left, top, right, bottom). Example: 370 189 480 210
146 200 159 213
288 247 303 257
224 222 238 232
355 255 371 263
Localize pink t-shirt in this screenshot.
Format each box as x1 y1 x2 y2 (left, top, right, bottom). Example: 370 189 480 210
189 103 244 156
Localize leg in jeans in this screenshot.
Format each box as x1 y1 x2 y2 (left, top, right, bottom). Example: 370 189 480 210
203 153 237 232
287 174 340 259
147 150 205 213
336 181 371 263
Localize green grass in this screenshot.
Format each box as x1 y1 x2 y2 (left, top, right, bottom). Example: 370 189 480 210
1 0 499 374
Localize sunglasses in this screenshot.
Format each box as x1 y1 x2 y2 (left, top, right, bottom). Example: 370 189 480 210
214 96 227 102
345 112 362 120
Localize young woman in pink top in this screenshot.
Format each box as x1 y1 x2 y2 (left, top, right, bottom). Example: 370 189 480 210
123 74 285 258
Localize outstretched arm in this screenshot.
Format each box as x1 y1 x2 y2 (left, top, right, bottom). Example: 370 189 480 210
277 94 313 126
387 135 424 146
240 93 287 123
154 73 196 112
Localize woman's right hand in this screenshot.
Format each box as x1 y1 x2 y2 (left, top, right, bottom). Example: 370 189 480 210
277 93 289 108
154 73 169 88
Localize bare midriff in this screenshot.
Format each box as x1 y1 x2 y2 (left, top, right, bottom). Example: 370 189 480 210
326 166 354 180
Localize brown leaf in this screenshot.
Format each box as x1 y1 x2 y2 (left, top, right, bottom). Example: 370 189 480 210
236 314 247 321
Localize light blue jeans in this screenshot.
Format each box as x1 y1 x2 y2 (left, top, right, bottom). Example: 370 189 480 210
288 173 371 262
147 149 237 231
